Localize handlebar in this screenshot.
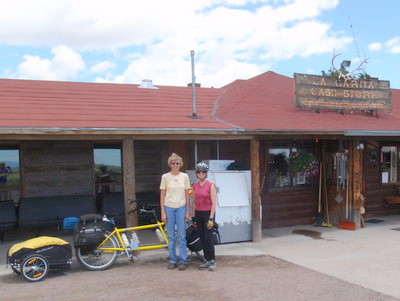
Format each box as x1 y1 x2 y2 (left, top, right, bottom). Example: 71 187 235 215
139 208 156 214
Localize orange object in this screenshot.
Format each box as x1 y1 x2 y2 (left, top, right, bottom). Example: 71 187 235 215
338 221 356 230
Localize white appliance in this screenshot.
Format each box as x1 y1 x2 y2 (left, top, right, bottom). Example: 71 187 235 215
187 168 252 243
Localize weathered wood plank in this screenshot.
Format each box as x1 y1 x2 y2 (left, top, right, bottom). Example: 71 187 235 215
122 139 137 227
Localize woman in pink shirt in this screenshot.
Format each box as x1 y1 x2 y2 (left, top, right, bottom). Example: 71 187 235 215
192 162 217 271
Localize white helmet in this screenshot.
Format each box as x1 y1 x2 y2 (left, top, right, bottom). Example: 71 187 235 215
195 162 209 172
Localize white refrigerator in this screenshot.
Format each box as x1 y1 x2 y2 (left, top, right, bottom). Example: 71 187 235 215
187 170 252 243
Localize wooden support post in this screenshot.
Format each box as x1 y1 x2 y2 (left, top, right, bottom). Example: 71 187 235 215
251 139 262 242
122 138 137 227
352 141 363 228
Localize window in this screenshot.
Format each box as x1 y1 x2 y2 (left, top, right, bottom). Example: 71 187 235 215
268 147 319 189
381 146 398 183
0 148 20 201
94 147 122 193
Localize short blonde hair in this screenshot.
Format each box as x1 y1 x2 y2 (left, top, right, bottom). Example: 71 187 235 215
168 153 183 166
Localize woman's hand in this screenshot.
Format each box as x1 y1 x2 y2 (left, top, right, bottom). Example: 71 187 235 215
207 218 214 229
161 212 167 223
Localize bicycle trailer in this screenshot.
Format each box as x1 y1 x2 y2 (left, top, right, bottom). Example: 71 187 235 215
7 236 72 282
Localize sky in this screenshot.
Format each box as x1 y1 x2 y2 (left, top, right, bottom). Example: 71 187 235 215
0 0 399 88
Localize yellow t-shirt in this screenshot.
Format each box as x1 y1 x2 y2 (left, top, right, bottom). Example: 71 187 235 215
160 172 190 208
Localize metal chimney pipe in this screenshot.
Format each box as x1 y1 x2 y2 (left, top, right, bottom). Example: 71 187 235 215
190 50 198 118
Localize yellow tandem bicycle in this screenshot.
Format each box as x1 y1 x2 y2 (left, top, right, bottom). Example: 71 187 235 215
75 204 168 271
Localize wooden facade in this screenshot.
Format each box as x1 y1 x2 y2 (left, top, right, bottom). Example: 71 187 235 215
20 141 95 198
1 72 400 238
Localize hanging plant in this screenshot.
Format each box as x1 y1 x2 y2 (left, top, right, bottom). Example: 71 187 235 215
289 151 319 176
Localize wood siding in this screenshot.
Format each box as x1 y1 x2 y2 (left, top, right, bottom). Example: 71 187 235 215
363 146 399 216
135 141 165 194
262 188 317 228
20 141 95 197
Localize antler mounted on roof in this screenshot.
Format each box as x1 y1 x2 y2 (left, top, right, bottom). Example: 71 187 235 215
331 50 369 81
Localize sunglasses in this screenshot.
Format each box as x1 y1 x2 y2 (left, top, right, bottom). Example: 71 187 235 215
196 170 207 174
171 162 181 166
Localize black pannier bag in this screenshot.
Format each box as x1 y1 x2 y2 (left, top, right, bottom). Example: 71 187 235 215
186 224 202 253
212 222 221 245
73 214 106 253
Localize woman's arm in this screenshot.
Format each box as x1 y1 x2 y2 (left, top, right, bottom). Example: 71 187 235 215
185 189 190 220
160 189 166 222
209 183 217 220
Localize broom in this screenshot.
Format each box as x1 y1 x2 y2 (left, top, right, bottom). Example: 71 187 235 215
322 150 332 227
314 161 324 227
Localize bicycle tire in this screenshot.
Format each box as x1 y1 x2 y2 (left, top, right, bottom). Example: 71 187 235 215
76 232 119 271
21 254 49 282
11 265 21 275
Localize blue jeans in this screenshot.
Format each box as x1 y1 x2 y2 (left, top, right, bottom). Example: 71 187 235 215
165 205 187 264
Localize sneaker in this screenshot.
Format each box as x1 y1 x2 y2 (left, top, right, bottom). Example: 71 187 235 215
199 260 211 270
208 260 216 272
168 263 177 270
178 264 188 271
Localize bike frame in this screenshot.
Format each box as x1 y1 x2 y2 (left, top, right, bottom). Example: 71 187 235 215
98 220 168 253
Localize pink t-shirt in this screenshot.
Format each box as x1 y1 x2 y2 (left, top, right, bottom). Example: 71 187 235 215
192 180 214 211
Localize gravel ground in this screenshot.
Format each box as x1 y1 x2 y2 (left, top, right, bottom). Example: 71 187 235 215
1 255 397 301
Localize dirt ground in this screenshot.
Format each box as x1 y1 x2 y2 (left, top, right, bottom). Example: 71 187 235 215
1 255 397 301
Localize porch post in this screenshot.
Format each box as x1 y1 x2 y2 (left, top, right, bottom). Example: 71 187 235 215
122 138 137 227
351 141 363 228
251 139 262 242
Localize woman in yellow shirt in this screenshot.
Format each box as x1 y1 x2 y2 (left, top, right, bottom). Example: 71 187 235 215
160 153 191 271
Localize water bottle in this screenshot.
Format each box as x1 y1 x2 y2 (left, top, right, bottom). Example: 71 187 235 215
129 239 138 250
155 229 165 243
121 233 130 247
131 231 140 244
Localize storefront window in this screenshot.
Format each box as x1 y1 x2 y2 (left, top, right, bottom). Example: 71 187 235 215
94 148 122 193
0 149 20 201
381 146 398 183
268 147 319 189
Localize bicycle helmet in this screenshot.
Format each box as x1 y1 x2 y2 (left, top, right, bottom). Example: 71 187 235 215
195 162 209 173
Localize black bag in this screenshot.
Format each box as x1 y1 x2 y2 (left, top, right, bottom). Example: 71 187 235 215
73 214 106 252
186 225 202 252
212 222 221 245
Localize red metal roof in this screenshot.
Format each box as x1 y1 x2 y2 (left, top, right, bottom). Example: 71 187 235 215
0 78 232 130
215 71 400 133
0 72 399 134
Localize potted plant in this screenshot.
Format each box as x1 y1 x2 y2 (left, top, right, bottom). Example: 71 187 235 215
289 151 319 177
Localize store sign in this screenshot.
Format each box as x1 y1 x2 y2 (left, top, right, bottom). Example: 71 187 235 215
294 73 392 111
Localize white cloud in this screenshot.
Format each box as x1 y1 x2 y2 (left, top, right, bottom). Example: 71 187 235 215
385 37 400 53
90 61 116 74
17 46 85 80
368 42 382 52
2 0 349 86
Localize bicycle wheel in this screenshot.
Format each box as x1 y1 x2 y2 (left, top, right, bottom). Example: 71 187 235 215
76 232 119 271
21 254 49 282
11 265 21 275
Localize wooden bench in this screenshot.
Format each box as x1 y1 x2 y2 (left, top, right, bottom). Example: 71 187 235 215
384 196 400 205
0 200 17 241
18 195 97 229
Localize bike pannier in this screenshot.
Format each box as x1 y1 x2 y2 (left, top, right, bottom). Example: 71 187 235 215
186 225 202 252
212 222 221 245
73 214 106 252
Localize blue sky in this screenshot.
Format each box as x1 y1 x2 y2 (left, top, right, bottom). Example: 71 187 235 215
0 0 399 88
